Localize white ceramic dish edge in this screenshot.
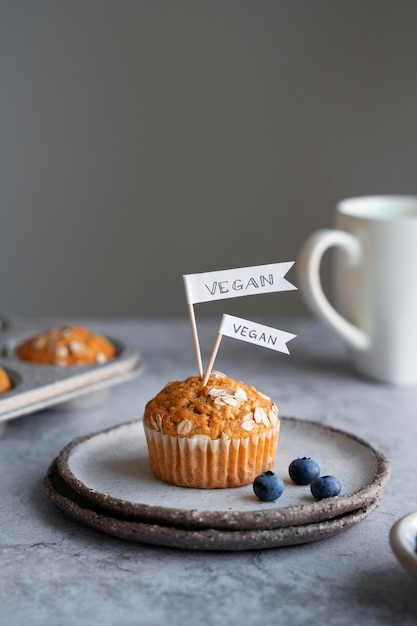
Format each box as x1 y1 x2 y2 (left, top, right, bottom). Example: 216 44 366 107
390 512 417 576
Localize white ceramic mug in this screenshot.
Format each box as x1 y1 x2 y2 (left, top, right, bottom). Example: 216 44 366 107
297 195 417 385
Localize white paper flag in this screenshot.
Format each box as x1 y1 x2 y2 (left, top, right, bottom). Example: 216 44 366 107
183 262 296 304
220 314 297 354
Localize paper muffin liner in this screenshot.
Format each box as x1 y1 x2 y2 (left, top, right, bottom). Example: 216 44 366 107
143 424 280 489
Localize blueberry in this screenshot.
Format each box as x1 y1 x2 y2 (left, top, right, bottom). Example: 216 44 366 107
253 471 284 502
310 475 341 500
288 457 320 485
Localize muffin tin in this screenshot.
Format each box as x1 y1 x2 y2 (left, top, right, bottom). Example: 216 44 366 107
0 315 144 423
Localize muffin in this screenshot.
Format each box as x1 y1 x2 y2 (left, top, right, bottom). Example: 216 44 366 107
143 371 280 489
0 367 12 394
16 325 116 366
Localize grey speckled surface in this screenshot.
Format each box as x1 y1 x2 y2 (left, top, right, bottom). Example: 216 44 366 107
2 316 417 626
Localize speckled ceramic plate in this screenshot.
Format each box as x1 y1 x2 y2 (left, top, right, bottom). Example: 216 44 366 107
52 417 390 531
44 460 380 550
390 512 417 576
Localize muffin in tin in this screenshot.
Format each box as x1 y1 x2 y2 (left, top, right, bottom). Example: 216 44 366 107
0 367 12 394
143 371 279 489
16 326 116 366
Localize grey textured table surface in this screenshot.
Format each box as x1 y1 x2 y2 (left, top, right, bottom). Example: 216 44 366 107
1 316 417 626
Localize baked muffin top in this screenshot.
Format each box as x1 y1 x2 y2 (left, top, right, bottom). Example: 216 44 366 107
16 325 116 366
0 367 12 394
143 372 279 440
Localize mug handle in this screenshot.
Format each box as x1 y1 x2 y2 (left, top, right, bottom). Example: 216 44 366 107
297 229 369 351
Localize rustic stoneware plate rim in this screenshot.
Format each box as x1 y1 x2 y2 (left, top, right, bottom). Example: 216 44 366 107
44 460 381 551
55 416 390 531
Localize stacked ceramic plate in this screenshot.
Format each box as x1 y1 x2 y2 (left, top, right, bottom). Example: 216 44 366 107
44 416 391 551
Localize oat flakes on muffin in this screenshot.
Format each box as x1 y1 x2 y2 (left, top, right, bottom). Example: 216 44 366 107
143 371 279 489
16 326 116 366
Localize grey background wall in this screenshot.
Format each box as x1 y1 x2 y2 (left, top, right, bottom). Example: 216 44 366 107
1 1 417 320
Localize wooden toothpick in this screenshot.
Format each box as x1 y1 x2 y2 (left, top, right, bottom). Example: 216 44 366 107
202 332 223 386
188 302 203 377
